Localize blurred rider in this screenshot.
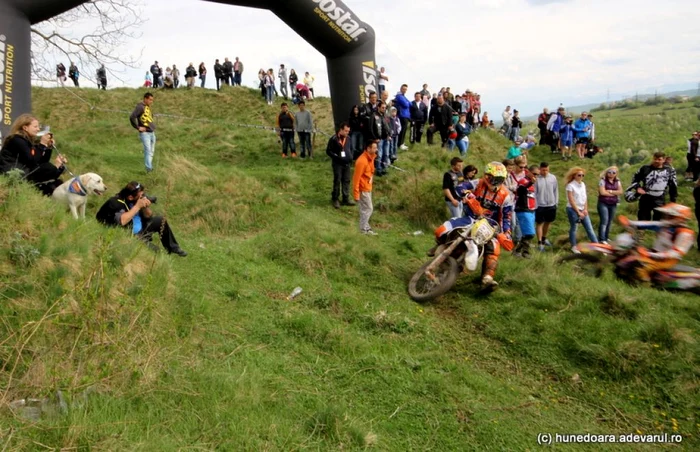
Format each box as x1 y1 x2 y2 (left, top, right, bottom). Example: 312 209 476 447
618 203 695 282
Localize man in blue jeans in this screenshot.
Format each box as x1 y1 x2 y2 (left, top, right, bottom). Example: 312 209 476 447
295 101 314 158
276 103 296 158
129 92 156 172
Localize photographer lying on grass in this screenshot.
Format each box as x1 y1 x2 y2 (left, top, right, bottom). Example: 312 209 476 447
96 181 187 256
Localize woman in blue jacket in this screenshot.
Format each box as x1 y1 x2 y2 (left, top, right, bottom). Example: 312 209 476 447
573 112 592 159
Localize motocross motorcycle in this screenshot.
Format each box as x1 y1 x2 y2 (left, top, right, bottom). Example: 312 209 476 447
558 231 700 294
408 217 499 302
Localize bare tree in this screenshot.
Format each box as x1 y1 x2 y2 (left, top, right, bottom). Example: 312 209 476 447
30 0 145 86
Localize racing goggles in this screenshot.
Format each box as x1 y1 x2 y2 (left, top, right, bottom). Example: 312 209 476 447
489 176 505 186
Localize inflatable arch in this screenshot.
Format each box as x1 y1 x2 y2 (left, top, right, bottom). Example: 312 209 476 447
0 0 377 140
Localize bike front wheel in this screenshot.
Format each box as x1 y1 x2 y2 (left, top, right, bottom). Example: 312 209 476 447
408 257 459 303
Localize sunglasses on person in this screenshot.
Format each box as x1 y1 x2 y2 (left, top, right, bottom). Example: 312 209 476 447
519 165 527 169
607 170 617 175
576 173 585 177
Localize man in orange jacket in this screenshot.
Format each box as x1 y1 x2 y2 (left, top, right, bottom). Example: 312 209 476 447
353 140 378 235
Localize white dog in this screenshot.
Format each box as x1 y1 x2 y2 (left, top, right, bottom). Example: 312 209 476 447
52 172 107 219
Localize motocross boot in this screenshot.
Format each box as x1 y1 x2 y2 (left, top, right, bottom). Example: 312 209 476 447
512 241 523 258
481 254 499 287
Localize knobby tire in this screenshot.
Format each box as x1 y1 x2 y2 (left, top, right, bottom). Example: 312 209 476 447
408 257 459 303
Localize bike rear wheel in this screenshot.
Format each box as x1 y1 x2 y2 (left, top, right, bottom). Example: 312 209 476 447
408 257 459 303
558 253 605 278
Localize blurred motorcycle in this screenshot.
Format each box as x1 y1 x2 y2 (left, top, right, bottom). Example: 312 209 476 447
559 231 700 294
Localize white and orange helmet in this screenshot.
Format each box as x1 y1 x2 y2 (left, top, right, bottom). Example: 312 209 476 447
655 203 691 223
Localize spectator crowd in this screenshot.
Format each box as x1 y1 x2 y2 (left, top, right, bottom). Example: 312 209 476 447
23 62 700 273
441 150 680 257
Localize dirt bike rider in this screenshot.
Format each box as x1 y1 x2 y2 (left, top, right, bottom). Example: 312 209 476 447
433 162 514 288
617 203 695 282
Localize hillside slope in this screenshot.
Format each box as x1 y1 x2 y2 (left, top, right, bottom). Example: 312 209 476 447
0 86 697 449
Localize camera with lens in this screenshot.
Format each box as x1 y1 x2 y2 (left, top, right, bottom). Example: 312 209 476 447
144 194 158 204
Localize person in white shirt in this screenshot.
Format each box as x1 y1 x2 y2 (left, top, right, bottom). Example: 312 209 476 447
303 72 315 98
565 167 598 252
378 67 389 98
547 107 566 154
502 106 512 139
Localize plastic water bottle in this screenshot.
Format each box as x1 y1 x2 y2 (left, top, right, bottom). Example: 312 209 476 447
412 231 424 236
287 287 303 300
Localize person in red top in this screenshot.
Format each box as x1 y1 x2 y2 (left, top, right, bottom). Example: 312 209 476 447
353 140 378 235
537 108 550 145
512 163 538 258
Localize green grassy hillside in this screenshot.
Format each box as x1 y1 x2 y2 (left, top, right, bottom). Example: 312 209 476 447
0 86 698 450
590 98 700 171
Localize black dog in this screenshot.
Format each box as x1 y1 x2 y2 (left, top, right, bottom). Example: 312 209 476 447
584 143 603 159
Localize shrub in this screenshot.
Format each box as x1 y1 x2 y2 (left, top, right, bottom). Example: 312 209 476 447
644 97 665 106
8 232 40 268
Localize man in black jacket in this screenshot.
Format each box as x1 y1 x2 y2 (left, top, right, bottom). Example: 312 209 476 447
366 102 390 176
326 122 355 209
149 61 161 88
222 58 234 86
214 59 224 90
360 91 379 143
409 91 427 143
632 152 678 221
96 65 107 90
427 95 454 147
96 181 187 256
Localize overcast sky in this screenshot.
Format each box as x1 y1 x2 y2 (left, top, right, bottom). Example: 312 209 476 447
42 0 700 116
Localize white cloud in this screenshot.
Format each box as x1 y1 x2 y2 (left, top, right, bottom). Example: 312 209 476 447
37 0 700 115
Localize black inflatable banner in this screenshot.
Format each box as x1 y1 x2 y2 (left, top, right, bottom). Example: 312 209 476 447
0 0 376 140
